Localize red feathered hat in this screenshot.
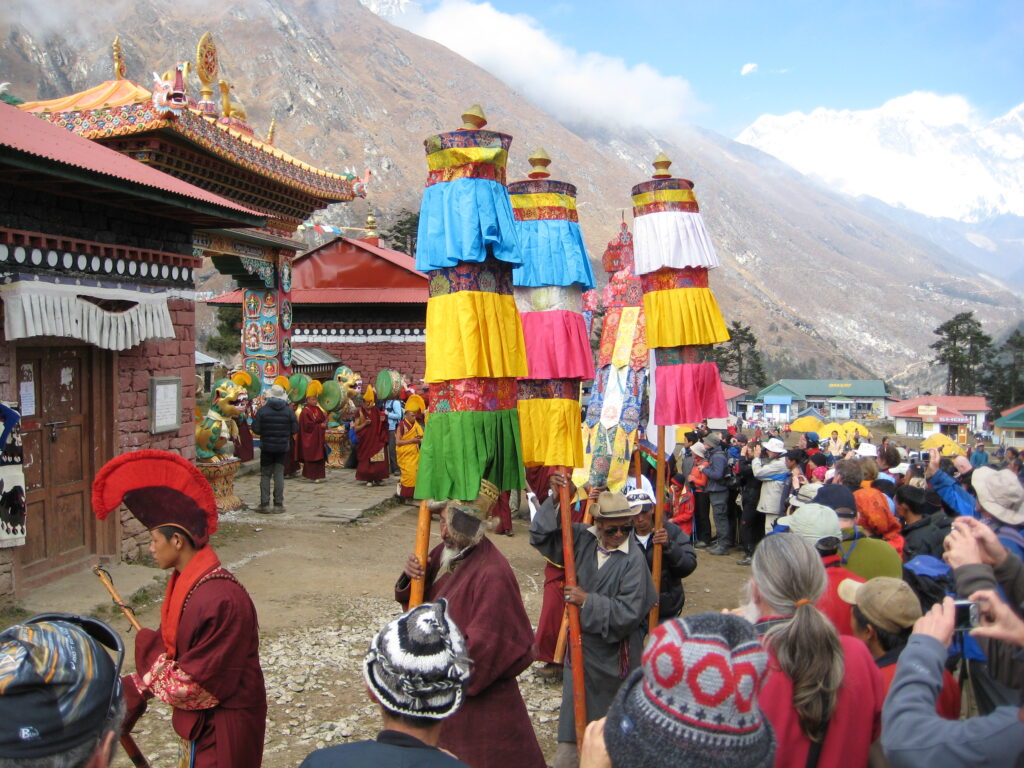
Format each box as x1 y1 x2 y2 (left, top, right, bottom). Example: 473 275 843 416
92 450 218 547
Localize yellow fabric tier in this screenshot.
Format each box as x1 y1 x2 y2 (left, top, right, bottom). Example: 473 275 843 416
642 286 730 348
425 290 528 382
518 397 584 468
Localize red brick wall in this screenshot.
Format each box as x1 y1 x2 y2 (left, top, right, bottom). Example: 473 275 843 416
310 341 426 385
116 298 197 459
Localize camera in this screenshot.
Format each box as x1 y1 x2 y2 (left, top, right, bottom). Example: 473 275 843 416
954 599 979 631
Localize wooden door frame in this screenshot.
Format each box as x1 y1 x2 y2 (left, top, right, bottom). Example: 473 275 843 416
13 340 117 594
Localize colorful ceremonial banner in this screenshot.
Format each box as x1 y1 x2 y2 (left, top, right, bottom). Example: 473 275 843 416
574 222 648 493
413 106 527 501
510 149 595 469
632 154 729 427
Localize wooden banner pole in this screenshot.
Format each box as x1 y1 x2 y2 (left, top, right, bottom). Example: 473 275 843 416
409 499 432 608
558 469 588 750
648 425 667 633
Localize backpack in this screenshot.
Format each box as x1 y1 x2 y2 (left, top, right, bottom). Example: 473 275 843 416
689 459 709 490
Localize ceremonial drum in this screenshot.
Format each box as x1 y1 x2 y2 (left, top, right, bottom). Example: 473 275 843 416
374 368 404 400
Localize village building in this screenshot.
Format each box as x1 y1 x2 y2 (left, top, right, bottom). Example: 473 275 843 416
741 378 890 423
211 230 428 385
994 405 1024 449
1 34 363 597
888 395 990 439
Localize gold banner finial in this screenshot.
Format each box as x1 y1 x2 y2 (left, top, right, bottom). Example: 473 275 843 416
266 117 277 145
527 147 552 179
461 104 487 130
196 32 219 108
366 210 377 237
112 36 127 80
652 151 672 179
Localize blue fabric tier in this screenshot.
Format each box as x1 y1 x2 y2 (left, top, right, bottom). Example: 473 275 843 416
415 178 522 271
512 219 596 290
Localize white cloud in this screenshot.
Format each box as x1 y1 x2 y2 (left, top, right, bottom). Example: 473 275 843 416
736 92 1024 222
740 62 758 76
366 0 702 131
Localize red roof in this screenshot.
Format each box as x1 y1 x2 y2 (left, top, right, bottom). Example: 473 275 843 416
0 103 261 219
1001 404 1024 417
722 384 748 400
892 395 989 414
210 236 427 306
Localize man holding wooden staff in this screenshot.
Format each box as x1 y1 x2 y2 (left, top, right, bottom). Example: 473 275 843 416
395 489 545 768
530 479 656 768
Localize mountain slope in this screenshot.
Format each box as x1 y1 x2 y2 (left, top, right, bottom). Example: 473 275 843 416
3 0 1020 393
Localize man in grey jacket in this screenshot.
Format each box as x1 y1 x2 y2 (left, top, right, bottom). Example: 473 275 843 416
702 433 733 555
752 437 788 533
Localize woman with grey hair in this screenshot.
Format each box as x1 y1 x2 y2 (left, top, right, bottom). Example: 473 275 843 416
747 534 885 767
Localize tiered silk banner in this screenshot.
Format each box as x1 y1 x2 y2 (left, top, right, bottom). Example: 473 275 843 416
631 175 728 426
414 126 526 501
509 175 595 469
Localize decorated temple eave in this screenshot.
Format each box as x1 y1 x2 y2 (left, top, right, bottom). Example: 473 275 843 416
203 227 304 251
28 103 364 204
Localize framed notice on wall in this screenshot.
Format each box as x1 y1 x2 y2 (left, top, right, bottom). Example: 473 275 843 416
149 377 182 434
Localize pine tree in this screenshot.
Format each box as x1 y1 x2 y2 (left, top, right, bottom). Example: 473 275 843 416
206 306 243 360
715 321 768 391
381 209 420 256
930 311 993 395
983 329 1024 413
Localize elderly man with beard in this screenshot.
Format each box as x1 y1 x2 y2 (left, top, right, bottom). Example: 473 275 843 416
531 480 658 768
396 492 545 768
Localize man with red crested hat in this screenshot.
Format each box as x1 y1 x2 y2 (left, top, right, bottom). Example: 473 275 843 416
92 449 267 767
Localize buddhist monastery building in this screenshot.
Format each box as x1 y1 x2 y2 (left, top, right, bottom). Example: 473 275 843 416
0 34 363 597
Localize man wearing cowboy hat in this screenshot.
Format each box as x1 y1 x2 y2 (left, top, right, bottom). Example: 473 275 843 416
531 484 657 768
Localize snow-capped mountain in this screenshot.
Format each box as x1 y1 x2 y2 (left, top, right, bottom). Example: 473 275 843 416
736 92 1024 224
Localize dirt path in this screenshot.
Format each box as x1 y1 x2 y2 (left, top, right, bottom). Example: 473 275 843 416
112 467 750 768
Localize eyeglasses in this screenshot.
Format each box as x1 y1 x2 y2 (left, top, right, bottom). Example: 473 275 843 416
28 613 124 720
601 524 634 536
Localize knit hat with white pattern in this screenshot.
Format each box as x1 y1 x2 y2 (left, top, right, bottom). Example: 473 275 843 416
363 599 471 720
604 612 775 768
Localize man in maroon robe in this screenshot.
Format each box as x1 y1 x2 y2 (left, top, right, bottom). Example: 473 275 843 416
298 396 328 482
91 450 267 768
397 498 546 768
354 385 389 485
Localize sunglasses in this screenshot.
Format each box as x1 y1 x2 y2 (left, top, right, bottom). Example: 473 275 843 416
601 524 634 536
28 613 124 720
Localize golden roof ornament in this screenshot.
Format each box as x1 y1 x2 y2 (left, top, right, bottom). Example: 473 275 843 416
652 151 672 179
527 147 552 179
112 37 126 80
266 117 277 145
195 32 219 110
366 211 377 238
460 104 487 130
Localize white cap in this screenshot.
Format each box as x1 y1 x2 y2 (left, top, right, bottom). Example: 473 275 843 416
856 443 878 458
625 489 657 509
763 437 786 453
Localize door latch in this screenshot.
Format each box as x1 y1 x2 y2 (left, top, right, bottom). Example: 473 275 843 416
43 420 68 442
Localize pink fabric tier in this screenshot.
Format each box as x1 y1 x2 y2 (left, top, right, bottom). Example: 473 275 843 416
654 361 728 424
520 309 594 380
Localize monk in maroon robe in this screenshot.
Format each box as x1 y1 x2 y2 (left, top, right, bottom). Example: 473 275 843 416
353 385 388 485
298 396 328 481
91 450 267 768
233 405 254 462
397 502 546 768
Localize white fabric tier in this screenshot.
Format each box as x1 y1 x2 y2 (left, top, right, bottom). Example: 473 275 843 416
1 280 175 351
632 210 720 275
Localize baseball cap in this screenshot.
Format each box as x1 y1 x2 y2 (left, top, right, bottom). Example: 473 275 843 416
813 485 857 519
763 437 786 453
775 503 841 548
837 577 922 634
626 489 657 509
0 614 122 758
363 600 470 720
855 443 878 458
789 482 823 508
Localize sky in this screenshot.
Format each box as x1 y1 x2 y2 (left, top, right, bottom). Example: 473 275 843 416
383 0 1023 138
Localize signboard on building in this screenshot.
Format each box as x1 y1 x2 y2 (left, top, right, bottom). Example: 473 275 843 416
917 405 938 416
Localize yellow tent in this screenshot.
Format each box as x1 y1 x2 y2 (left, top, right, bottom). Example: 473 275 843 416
789 415 824 433
843 421 871 438
941 442 966 457
920 433 954 450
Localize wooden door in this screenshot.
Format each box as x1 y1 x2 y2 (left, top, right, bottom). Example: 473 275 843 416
16 347 95 588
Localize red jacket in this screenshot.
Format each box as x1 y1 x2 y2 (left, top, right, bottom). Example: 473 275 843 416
761 635 884 768
818 554 865 636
